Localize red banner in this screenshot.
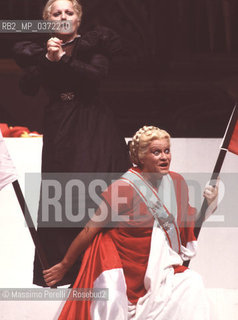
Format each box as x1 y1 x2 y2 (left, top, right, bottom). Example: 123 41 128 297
228 120 238 155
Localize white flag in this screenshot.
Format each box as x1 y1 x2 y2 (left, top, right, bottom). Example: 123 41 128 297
0 130 18 190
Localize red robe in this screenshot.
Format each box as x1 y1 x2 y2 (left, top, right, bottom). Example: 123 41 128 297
59 169 196 319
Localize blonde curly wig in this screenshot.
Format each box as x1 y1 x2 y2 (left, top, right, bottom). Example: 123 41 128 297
130 126 170 166
43 0 83 20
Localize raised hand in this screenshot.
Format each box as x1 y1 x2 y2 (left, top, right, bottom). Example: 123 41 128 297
46 37 65 62
203 179 219 219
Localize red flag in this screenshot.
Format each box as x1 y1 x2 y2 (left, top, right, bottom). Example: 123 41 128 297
227 120 238 155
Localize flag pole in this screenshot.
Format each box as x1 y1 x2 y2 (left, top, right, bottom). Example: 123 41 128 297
193 149 226 239
12 180 50 270
13 180 58 288
185 105 238 267
194 104 238 239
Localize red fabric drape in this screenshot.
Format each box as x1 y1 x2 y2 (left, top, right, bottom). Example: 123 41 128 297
59 232 122 319
228 120 238 155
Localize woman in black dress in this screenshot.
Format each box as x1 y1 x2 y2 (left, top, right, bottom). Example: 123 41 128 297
14 0 130 286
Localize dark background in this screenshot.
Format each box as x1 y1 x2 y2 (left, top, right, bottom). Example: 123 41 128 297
1 0 238 137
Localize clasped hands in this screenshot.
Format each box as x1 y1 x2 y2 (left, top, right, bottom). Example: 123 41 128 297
46 37 66 62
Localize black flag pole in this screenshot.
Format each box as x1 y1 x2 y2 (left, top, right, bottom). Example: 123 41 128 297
185 104 238 267
13 180 58 288
12 180 57 289
194 104 238 239
12 180 50 270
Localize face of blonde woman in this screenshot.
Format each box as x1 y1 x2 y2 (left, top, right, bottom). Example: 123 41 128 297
49 0 80 37
140 138 171 177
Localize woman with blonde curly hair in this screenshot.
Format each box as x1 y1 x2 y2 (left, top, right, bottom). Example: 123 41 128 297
14 0 130 287
43 125 218 320
43 0 82 21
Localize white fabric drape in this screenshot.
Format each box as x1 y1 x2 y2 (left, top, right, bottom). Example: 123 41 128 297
91 226 209 320
129 226 209 319
0 131 17 190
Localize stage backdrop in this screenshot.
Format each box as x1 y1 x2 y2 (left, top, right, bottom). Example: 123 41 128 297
1 0 238 137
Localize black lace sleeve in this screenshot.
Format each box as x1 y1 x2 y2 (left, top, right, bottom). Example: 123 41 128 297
13 41 44 95
81 26 122 59
13 41 45 68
